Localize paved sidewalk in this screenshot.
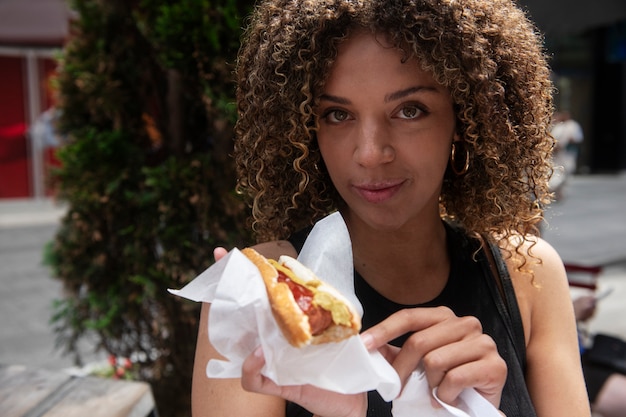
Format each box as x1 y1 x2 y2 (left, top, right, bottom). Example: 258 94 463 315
0 198 67 229
0 173 625 372
542 173 626 267
0 198 105 371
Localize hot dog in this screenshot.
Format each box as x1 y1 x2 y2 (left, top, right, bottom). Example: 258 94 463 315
242 248 361 347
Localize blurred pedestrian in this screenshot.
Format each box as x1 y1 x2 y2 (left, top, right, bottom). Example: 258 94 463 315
30 107 64 149
549 111 584 200
574 294 626 417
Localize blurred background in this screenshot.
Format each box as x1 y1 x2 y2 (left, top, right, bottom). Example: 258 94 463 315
1 1 625 417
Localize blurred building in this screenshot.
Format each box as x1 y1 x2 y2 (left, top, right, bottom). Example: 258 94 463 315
0 1 625 200
0 0 71 198
521 0 626 174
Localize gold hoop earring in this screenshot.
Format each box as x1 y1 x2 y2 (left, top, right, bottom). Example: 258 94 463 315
450 141 470 176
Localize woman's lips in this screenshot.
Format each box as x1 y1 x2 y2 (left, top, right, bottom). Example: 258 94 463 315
352 180 405 204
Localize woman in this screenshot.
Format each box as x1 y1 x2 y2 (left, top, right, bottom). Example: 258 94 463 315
192 0 590 416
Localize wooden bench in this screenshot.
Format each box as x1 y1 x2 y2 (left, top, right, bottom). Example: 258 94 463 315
0 364 157 417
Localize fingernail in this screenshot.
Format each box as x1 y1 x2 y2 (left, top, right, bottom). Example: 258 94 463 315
253 346 264 359
361 333 374 349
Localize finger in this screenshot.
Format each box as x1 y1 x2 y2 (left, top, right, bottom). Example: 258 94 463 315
214 247 228 261
375 343 401 364
421 331 497 386
434 348 507 408
241 348 310 403
241 347 281 396
363 306 456 350
392 315 484 384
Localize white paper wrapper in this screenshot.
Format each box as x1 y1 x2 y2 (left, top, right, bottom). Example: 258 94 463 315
170 212 502 416
169 212 399 400
392 370 502 417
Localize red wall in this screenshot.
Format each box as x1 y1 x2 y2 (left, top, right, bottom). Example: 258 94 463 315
0 56 29 198
0 55 60 198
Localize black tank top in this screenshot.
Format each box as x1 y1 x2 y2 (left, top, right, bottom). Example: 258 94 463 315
286 221 537 417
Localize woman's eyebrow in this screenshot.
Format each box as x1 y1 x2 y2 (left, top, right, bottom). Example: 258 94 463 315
384 86 437 103
318 94 351 105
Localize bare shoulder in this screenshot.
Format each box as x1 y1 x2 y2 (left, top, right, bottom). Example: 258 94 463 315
497 235 571 342
499 234 568 290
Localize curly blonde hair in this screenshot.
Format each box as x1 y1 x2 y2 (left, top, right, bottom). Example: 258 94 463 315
234 0 554 244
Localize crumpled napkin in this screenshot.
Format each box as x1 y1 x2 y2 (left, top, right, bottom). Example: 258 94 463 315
393 370 502 416
170 212 502 417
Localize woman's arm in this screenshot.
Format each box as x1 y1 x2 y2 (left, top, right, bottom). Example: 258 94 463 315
191 242 299 416
509 237 591 417
192 302 286 416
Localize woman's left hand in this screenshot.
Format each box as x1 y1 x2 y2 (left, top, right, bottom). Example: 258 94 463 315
361 306 507 409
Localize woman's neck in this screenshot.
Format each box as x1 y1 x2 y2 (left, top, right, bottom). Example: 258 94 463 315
344 213 451 304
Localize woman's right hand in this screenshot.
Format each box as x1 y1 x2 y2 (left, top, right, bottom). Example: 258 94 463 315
241 345 367 417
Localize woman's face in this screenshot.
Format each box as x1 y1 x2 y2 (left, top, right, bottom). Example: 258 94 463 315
316 31 458 232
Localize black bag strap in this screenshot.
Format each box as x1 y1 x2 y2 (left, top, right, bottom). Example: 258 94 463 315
481 237 528 371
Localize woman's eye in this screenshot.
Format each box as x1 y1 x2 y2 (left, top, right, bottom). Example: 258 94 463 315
324 109 350 123
396 105 422 119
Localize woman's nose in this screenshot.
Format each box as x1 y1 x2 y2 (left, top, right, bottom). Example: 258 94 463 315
353 122 395 167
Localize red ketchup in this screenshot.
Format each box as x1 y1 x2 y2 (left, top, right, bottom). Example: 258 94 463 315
277 271 332 335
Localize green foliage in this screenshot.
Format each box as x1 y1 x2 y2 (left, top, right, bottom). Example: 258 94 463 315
139 0 241 68
47 1 254 416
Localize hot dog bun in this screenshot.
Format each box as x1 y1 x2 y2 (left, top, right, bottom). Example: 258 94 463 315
242 248 361 347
